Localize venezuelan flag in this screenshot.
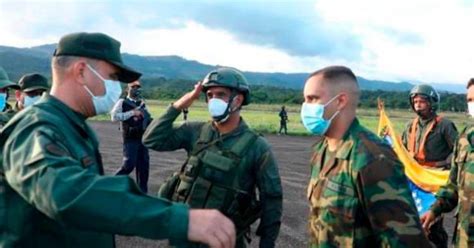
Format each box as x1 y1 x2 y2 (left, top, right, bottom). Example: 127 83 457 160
377 99 449 214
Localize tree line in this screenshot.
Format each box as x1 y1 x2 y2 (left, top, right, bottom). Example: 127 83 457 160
140 78 467 112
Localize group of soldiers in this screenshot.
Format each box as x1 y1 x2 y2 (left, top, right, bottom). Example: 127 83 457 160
0 31 471 248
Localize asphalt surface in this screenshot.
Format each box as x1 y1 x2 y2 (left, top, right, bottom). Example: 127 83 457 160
90 121 454 248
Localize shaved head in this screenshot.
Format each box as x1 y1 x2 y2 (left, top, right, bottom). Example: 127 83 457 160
307 66 360 108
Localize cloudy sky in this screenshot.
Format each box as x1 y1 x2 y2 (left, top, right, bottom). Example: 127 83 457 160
0 0 473 84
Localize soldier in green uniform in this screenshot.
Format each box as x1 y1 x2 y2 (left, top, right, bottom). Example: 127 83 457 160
0 32 235 248
142 67 283 248
15 73 50 110
302 65 433 247
0 73 51 126
401 84 458 248
0 66 20 127
421 78 474 247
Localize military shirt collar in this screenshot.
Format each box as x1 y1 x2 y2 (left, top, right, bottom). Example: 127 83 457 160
317 118 359 160
211 117 249 139
41 94 94 141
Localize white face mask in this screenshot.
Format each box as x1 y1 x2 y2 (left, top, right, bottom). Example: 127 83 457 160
84 64 122 115
23 95 41 108
208 98 231 123
468 102 474 118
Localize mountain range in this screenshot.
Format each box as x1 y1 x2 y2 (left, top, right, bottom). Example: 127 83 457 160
0 44 466 93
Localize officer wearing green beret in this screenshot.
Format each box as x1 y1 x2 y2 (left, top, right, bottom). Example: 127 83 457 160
143 67 283 248
0 66 20 127
401 84 458 248
0 32 235 248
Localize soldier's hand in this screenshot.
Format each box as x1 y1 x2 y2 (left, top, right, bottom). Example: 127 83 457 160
420 210 437 234
132 109 144 118
173 81 203 110
188 209 235 248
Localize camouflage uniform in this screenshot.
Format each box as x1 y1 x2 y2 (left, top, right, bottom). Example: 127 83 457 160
430 124 474 247
308 118 433 247
0 95 189 247
143 105 283 248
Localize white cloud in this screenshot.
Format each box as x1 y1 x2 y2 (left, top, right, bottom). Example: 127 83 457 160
0 0 473 84
315 0 474 83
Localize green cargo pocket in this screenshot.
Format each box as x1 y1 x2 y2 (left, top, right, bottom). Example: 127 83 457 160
201 151 235 172
187 177 212 208
157 172 180 200
322 179 357 236
204 185 228 209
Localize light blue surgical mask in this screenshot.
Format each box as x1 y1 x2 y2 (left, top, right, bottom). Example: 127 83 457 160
23 95 41 108
300 94 340 135
208 98 231 123
0 93 6 111
84 64 122 115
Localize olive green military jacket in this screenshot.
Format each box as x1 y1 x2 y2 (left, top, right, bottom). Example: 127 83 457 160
142 105 283 248
401 115 458 166
430 124 474 247
0 95 189 248
308 119 433 247
0 104 17 127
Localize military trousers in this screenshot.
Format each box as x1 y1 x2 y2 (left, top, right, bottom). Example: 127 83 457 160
115 138 150 193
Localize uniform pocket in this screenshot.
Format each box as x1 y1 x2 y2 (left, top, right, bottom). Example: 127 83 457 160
322 179 358 236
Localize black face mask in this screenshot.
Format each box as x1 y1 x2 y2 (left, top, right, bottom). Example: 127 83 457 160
130 88 141 98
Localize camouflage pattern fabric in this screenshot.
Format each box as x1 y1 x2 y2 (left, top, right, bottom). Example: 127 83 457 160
308 118 433 247
430 124 474 247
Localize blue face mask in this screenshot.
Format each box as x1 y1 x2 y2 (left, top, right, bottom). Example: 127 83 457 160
0 93 6 111
300 94 340 135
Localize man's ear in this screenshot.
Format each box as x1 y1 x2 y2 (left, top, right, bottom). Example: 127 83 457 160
337 93 349 110
14 90 22 102
71 60 87 84
233 93 244 109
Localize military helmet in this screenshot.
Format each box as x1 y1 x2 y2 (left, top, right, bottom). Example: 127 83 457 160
409 84 440 112
202 67 250 105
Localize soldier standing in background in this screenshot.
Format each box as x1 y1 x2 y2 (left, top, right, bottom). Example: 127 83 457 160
401 84 458 248
15 73 50 110
111 80 151 193
0 66 19 127
278 105 288 135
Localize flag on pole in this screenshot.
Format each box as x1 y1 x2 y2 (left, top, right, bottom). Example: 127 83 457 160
377 99 449 214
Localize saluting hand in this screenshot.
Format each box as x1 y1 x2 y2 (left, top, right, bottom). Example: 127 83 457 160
188 209 236 248
173 81 203 110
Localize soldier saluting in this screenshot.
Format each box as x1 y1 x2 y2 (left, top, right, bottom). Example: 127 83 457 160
143 67 283 248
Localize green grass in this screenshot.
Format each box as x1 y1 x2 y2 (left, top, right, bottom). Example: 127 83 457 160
93 100 470 136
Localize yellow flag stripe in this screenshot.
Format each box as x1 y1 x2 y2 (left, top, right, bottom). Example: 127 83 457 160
377 105 449 193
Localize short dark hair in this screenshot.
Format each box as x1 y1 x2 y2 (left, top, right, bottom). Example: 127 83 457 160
467 78 474 89
308 65 357 83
